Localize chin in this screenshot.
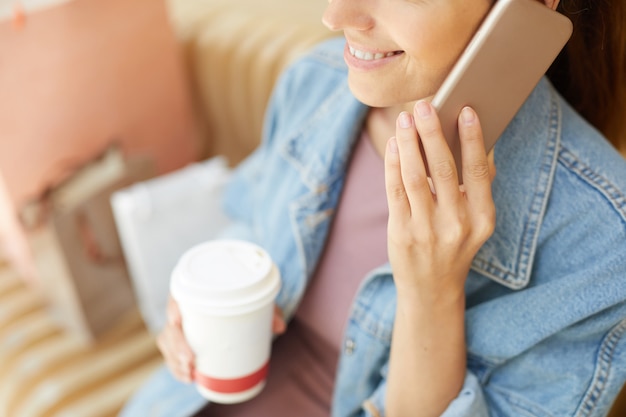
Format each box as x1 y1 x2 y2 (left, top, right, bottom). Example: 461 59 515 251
347 75 430 109
347 77 396 108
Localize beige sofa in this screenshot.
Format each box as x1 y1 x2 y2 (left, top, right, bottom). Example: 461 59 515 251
168 0 335 165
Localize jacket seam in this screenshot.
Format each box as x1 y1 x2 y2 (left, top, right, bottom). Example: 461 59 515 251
574 318 626 417
471 84 562 291
472 103 558 288
514 86 561 287
279 83 355 191
557 146 626 226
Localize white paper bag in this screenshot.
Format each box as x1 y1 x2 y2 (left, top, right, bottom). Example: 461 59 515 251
111 156 233 333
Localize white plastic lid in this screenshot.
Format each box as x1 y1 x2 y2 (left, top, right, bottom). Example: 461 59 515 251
170 240 281 316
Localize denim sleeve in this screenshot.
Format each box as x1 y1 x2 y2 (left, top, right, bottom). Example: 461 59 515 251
359 316 626 417
439 373 489 417
220 148 265 238
117 366 207 417
478 316 626 417
359 371 489 417
220 61 294 236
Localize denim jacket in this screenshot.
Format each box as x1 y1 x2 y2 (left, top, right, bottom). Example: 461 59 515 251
120 38 626 417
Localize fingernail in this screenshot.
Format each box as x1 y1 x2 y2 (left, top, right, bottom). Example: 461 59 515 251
415 100 432 118
388 137 398 154
398 112 412 128
461 107 475 124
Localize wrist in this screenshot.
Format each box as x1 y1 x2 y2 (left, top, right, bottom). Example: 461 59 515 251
395 282 466 315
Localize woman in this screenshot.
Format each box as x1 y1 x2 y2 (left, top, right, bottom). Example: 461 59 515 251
120 0 626 416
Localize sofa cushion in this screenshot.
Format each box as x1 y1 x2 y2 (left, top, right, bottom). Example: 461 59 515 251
167 0 337 165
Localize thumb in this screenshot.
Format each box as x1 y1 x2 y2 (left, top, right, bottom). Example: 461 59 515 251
167 295 182 326
272 305 286 335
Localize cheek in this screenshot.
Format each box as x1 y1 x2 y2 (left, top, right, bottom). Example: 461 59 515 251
348 1 492 107
402 14 475 73
400 5 492 89
392 33 467 103
347 27 466 106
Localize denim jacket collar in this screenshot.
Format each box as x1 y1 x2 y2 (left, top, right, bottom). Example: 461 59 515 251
474 77 560 290
281 76 559 291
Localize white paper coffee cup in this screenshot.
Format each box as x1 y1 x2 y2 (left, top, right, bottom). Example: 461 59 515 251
170 239 281 404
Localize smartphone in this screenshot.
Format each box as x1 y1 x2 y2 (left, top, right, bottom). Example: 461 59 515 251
431 0 573 182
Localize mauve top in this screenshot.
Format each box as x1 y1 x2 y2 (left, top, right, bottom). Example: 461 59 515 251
203 132 388 416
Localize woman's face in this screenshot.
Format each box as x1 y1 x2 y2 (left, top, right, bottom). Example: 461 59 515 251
323 0 493 109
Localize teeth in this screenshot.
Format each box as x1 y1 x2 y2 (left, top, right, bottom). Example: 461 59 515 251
349 46 396 61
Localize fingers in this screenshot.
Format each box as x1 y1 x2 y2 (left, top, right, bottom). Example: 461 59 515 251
158 295 194 383
167 295 181 326
385 112 431 220
385 137 408 219
487 149 496 181
385 102 496 293
272 305 286 335
158 299 288 384
457 107 490 189
457 107 494 203
412 100 460 204
385 101 495 231
458 106 496 238
157 325 195 383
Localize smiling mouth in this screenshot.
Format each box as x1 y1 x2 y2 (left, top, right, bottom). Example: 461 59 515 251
348 46 402 61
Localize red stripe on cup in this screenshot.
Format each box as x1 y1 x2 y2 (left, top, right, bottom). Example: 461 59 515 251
194 362 269 394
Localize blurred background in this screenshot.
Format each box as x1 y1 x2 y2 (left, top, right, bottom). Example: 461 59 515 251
0 0 332 415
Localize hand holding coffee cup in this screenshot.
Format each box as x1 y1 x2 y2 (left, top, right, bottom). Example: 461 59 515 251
166 239 282 404
156 295 196 383
157 298 286 384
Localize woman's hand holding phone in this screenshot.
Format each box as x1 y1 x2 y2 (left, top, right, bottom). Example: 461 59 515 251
384 101 496 415
384 100 496 298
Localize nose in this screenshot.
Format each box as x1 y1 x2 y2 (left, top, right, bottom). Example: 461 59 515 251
322 0 374 32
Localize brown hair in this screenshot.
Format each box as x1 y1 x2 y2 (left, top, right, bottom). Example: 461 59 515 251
547 0 626 153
